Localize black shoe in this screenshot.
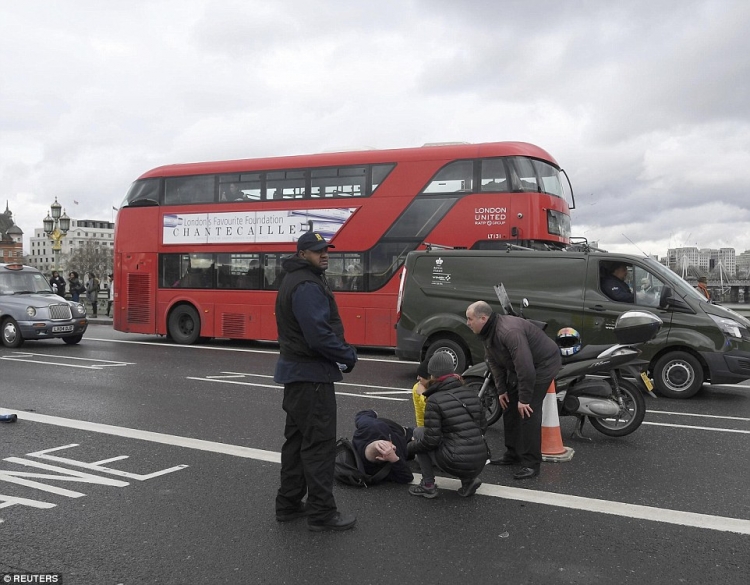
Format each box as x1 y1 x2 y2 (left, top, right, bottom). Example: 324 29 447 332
457 478 482 497
307 512 356 532
513 467 540 480
490 454 520 466
276 503 311 523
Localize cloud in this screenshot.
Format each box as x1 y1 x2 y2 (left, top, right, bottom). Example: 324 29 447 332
2 0 750 258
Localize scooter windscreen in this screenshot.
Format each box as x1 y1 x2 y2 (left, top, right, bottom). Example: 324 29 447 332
493 283 514 316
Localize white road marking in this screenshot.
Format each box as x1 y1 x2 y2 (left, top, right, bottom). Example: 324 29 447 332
185 376 408 401
83 337 412 364
648 410 750 422
1 351 133 370
1 407 748 535
643 421 750 434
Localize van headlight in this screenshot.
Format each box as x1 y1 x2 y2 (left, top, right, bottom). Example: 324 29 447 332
709 314 747 339
26 306 37 317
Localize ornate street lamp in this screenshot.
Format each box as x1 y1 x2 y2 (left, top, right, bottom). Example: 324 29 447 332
43 197 70 271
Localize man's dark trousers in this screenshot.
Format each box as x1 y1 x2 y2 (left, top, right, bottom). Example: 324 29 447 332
502 376 554 470
276 381 338 522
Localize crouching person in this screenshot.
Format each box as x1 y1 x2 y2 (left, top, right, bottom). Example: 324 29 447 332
352 410 414 484
407 352 489 498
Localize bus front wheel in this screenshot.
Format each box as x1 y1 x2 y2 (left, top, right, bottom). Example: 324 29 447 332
168 305 201 345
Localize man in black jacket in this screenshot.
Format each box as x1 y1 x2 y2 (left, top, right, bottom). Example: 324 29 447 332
466 300 561 480
274 232 358 532
407 352 488 498
601 262 634 303
352 410 414 485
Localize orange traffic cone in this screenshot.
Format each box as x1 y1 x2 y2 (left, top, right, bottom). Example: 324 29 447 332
541 381 574 462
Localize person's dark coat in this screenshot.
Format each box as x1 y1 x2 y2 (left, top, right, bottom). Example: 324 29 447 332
407 375 488 479
273 255 357 384
601 274 634 303
352 410 414 484
479 313 562 404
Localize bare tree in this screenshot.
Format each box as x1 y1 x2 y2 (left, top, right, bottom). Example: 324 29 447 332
67 240 113 280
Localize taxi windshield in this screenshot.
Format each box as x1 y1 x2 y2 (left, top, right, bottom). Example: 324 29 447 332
0 271 53 295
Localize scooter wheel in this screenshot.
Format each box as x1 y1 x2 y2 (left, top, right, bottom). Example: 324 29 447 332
588 378 646 437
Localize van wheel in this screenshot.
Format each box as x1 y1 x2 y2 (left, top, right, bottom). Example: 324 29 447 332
653 351 703 399
168 305 201 345
426 339 467 373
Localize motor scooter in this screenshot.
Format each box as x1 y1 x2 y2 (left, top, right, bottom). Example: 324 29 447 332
462 285 662 438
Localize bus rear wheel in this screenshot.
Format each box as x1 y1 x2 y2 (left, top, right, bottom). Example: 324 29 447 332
168 305 201 345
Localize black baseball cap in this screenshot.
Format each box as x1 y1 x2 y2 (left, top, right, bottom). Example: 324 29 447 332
297 232 335 252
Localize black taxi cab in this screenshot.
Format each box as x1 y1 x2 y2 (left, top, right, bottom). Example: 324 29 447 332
0 263 88 348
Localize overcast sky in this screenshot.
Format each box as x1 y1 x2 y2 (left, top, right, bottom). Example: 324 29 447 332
2 0 750 258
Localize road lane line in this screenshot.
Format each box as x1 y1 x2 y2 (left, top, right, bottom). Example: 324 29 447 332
1 407 748 535
643 421 750 434
84 337 411 364
648 410 750 422
185 377 408 401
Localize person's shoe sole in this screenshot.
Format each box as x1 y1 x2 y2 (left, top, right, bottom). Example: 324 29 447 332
458 479 482 497
409 488 438 499
307 518 357 532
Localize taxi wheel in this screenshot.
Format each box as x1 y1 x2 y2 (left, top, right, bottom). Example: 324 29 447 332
62 335 84 345
1 318 25 348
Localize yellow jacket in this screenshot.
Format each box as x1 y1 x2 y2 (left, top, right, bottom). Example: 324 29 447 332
412 382 427 427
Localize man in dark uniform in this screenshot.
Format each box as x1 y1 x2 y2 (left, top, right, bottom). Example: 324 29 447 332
274 231 358 531
601 262 634 303
466 300 561 479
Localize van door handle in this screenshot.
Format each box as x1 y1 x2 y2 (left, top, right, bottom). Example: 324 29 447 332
588 305 607 312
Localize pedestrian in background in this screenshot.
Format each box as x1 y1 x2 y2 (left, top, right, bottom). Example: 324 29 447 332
697 276 711 300
85 272 100 317
50 271 66 297
273 232 358 532
68 271 83 302
106 274 114 317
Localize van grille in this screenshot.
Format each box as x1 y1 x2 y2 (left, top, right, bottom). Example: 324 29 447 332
49 304 73 320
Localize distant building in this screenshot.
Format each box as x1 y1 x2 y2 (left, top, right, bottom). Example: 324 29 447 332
0 202 24 262
667 246 736 277
737 250 750 278
27 218 114 273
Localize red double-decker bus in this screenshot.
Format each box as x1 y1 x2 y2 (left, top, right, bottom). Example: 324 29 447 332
113 141 574 346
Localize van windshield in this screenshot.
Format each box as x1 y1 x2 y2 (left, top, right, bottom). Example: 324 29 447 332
643 258 708 302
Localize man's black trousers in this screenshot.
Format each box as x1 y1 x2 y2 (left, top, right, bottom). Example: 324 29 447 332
502 376 554 470
276 381 338 522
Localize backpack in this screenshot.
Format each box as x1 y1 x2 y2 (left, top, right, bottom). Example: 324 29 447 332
334 438 392 487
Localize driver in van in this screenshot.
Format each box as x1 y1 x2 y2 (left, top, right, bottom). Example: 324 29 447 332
601 262 634 303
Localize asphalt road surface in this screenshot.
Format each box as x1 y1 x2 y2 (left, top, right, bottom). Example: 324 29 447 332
1 325 749 584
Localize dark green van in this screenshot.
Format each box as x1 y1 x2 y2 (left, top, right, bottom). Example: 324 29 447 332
395 248 750 398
